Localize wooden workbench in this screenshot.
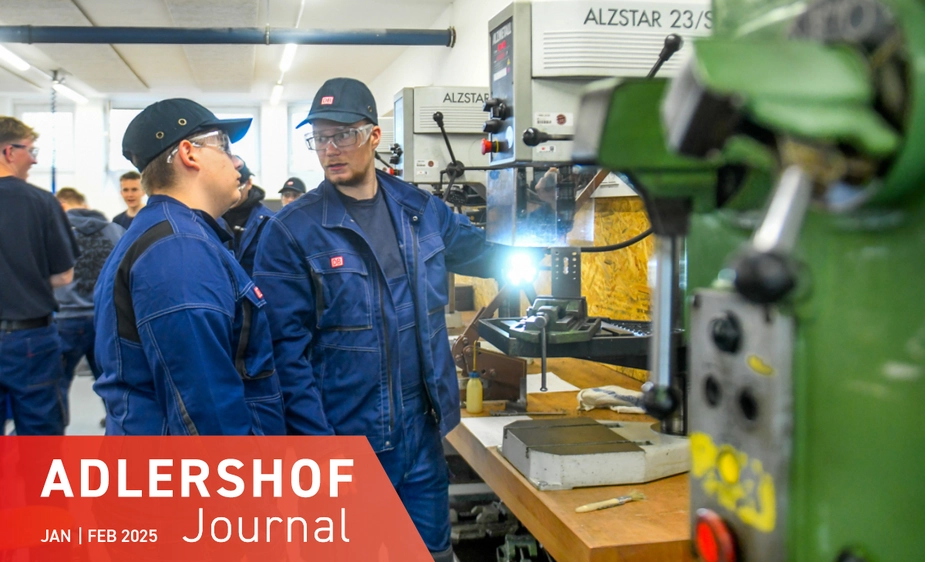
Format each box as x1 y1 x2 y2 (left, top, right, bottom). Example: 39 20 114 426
446 357 693 562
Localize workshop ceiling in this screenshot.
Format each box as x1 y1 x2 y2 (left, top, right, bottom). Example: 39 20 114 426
0 0 454 105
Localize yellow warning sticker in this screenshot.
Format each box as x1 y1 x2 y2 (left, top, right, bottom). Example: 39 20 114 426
747 355 774 376
690 432 776 533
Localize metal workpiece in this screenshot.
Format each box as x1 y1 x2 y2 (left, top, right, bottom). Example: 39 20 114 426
689 289 794 562
500 418 690 490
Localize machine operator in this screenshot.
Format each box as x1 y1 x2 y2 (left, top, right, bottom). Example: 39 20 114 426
254 77 510 561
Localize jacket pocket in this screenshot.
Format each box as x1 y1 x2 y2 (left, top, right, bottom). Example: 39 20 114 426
418 233 448 315
309 251 373 331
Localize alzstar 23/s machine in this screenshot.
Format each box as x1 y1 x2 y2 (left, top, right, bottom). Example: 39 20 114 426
473 0 709 409
574 0 925 560
392 86 491 219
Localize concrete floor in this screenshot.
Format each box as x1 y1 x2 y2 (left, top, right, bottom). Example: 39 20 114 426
66 365 106 436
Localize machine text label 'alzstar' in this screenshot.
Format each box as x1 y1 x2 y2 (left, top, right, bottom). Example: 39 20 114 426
443 93 489 104
583 8 712 30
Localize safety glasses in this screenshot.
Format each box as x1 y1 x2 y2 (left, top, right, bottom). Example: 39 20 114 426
166 130 234 163
304 124 374 151
7 143 39 158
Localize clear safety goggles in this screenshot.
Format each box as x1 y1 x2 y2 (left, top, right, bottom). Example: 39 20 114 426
166 130 234 164
304 124 374 151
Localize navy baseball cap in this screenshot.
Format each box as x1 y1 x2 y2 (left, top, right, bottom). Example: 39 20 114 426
296 77 378 128
279 177 306 194
234 156 254 180
123 98 252 172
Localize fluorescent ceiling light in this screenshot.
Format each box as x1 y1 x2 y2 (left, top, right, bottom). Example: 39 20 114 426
0 45 30 72
270 84 284 106
52 82 88 104
279 44 298 73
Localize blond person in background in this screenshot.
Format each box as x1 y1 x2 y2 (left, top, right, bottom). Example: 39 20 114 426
0 116 79 435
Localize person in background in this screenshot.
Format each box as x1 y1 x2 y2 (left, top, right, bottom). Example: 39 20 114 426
0 116 79 435
112 170 144 230
279 176 306 207
93 99 284 436
221 156 273 276
54 187 124 426
254 78 513 562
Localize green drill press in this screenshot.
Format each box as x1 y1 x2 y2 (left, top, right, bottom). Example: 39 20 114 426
574 0 925 560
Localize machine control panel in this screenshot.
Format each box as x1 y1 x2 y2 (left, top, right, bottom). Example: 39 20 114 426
488 16 516 164
689 290 794 562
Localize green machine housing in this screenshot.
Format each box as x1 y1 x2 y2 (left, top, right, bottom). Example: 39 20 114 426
573 0 925 560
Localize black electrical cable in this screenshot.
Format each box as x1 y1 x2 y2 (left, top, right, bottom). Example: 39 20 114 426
578 228 653 253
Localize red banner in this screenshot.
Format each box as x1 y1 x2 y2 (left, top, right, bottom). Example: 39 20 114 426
0 437 430 561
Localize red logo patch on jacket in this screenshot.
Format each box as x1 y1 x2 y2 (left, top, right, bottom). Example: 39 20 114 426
330 256 344 268
253 286 264 299
321 96 334 105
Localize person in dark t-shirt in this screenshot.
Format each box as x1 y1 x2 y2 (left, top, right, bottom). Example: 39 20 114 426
0 116 79 435
112 170 144 230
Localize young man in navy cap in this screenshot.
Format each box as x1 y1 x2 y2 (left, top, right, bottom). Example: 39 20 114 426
278 176 306 206
254 78 507 561
221 155 273 275
93 99 284 436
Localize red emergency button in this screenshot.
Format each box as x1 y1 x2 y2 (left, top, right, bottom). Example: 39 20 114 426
481 138 501 155
695 509 736 562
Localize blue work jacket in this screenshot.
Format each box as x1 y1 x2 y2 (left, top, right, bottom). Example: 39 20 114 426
234 202 273 276
93 195 285 435
253 170 502 451
222 186 274 276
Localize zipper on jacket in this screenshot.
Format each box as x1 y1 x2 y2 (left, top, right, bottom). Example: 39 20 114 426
379 279 395 433
410 218 440 425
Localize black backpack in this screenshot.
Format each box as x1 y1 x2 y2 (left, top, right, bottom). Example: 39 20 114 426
73 227 116 299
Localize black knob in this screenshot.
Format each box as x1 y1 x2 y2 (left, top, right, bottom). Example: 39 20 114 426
710 313 742 354
836 550 867 562
482 98 508 119
641 382 679 420
388 143 403 166
733 251 797 304
522 127 551 147
661 34 683 58
483 119 504 134
482 97 502 112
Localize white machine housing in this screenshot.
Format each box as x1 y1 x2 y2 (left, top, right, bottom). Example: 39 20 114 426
393 86 490 187
485 0 711 166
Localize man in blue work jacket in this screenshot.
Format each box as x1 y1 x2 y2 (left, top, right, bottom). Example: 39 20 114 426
93 99 284 436
221 156 273 276
254 78 506 562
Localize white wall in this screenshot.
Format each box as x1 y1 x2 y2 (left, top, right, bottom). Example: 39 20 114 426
368 0 500 114
259 102 289 197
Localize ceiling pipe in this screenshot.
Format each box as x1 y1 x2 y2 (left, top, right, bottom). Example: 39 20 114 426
0 26 456 47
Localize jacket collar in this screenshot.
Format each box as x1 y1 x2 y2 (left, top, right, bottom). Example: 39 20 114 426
319 169 429 229
147 194 232 244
